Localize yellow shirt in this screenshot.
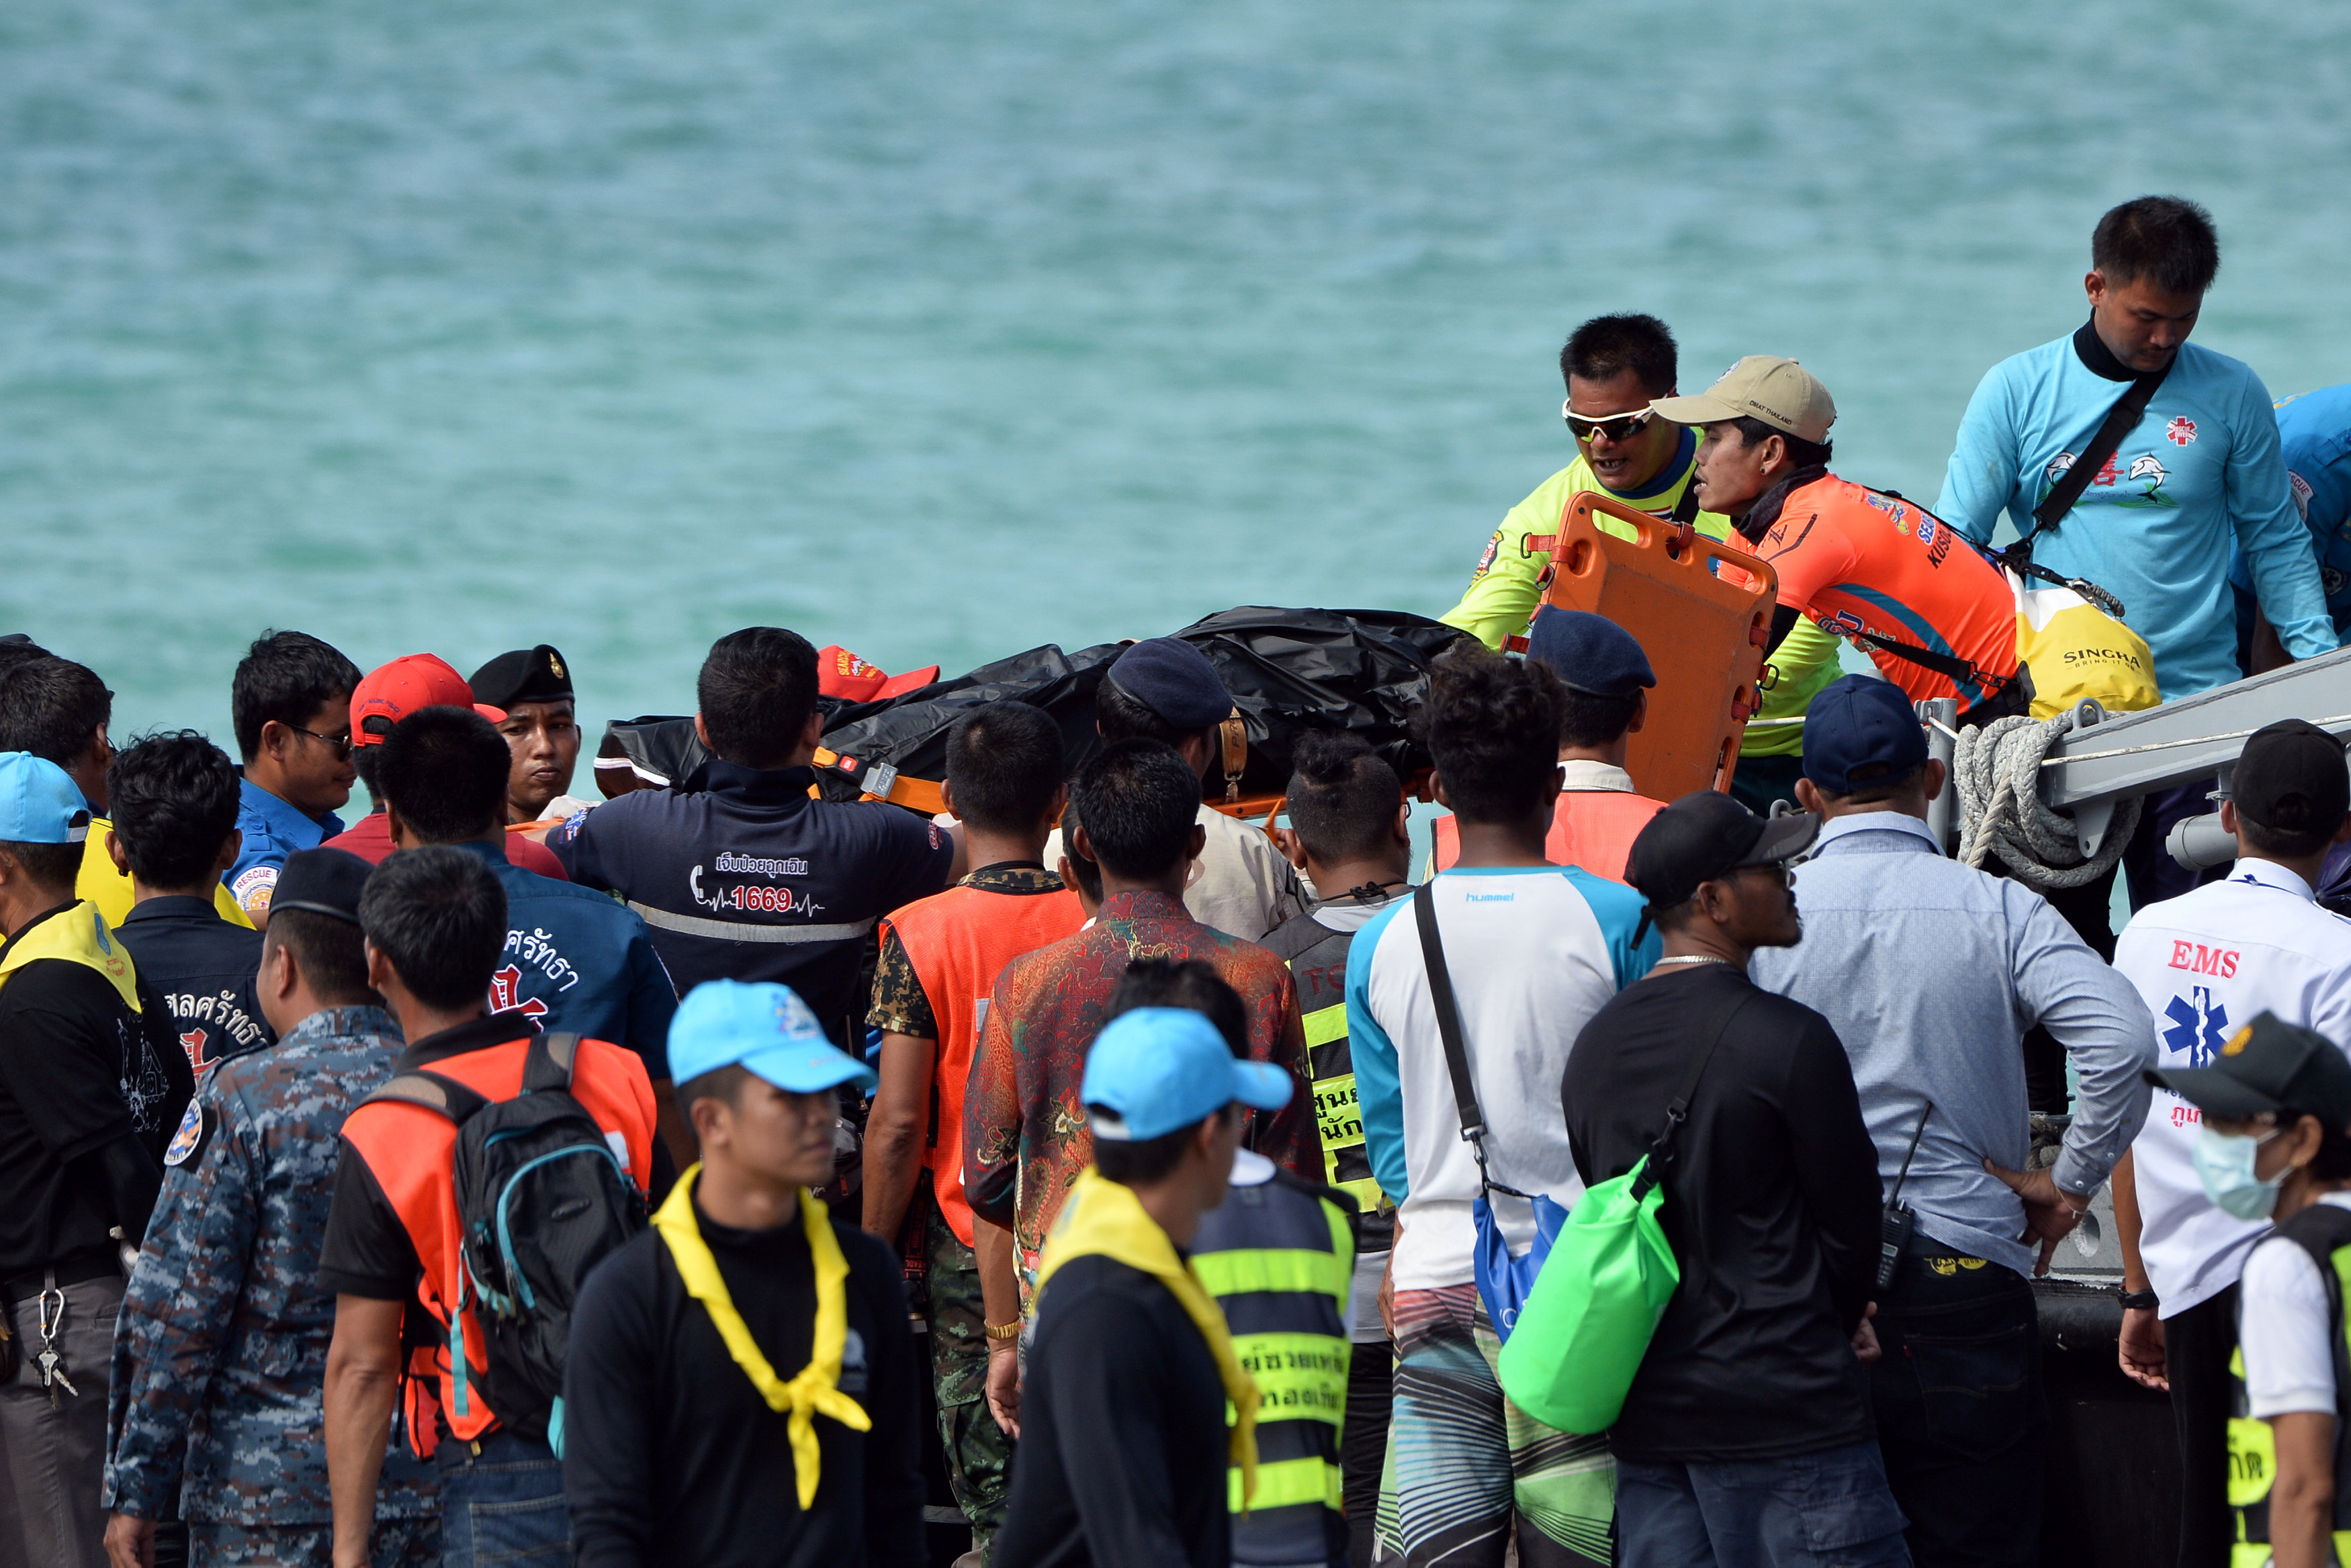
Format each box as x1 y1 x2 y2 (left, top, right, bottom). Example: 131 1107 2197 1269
1437 440 1838 757
76 823 253 930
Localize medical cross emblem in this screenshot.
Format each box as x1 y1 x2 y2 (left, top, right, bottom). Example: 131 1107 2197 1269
487 964 549 1021
2166 417 2197 447
2162 987 2229 1067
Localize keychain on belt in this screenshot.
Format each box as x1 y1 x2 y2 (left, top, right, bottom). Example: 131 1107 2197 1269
35 1271 78 1407
1875 1101 1934 1293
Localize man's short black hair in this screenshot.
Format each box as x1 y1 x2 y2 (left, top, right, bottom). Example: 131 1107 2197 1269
1731 416 1834 470
697 628 819 768
1055 794 1104 905
375 708 511 843
0 657 112 770
0 639 55 680
946 702 1065 836
1095 678 1211 753
1106 957 1247 1055
0 839 82 892
2241 792 2343 861
1558 690 1642 752
1071 739 1200 881
263 909 375 1007
1814 761 1927 809
1420 646 1564 826
105 731 241 888
232 631 361 764
678 1062 754 1116
359 845 506 1012
1089 1102 1239 1185
2093 196 2221 297
1284 732 1401 865
353 745 385 806
1560 314 1679 398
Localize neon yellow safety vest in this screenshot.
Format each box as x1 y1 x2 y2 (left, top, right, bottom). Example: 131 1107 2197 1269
1437 441 1840 757
1192 1161 1355 1544
2226 1202 2351 1565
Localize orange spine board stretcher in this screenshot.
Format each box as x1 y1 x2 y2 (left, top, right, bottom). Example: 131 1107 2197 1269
1534 491 1778 801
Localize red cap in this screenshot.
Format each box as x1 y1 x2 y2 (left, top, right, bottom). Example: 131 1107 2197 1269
351 654 507 747
816 645 939 704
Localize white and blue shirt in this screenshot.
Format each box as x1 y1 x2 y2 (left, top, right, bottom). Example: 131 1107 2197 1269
2228 382 2351 641
1347 868 1656 1292
1938 326 2332 698
223 777 345 923
2115 858 2351 1318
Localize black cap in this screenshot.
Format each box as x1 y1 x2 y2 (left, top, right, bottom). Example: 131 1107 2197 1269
2235 720 2350 836
268 847 373 925
1106 638 1233 730
2147 1011 2351 1129
1626 790 1821 912
468 645 574 710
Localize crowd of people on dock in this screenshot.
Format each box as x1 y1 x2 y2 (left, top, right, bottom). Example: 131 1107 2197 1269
5 191 2351 1568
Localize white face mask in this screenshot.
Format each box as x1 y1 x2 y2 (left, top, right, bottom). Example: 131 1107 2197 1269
2193 1125 2285 1221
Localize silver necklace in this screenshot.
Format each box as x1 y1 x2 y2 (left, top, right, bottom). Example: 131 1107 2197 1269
1655 955 1730 967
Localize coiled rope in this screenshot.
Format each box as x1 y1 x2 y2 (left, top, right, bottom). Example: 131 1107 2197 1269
1953 713 2140 890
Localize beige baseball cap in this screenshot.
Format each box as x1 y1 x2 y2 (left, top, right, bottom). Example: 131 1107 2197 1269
1649 356 1836 444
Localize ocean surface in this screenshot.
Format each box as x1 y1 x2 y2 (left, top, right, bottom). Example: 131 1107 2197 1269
5 0 2350 749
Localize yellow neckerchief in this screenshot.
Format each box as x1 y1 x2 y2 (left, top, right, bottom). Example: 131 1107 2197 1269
650 1164 870 1510
1034 1168 1262 1506
0 901 140 1012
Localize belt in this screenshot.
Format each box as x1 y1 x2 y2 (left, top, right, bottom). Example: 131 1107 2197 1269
627 903 877 946
7 1249 118 1304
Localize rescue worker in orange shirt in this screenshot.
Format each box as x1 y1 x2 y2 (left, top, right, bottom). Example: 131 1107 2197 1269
864 701 1085 1565
1656 357 2027 726
1431 609 1666 882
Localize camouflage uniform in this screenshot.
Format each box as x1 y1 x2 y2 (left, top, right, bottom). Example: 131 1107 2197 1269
102 1005 437 1567
924 1189 1012 1564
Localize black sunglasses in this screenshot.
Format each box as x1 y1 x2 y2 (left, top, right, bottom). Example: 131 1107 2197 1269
288 723 354 759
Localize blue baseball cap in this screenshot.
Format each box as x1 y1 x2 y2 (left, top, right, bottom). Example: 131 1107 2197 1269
1525 610 1656 698
1802 674 1930 795
1080 1007 1293 1142
1106 637 1233 730
0 753 92 845
667 980 878 1094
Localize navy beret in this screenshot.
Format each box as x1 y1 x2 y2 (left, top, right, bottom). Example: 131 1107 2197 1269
1106 638 1232 729
469 645 574 709
1802 674 1928 795
269 847 374 925
1524 610 1655 698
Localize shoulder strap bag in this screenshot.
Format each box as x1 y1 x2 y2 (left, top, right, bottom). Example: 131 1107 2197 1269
1494 983 1750 1435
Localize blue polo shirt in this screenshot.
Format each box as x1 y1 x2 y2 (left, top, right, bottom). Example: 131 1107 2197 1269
223 778 345 923
547 761 955 1048
444 838 680 1080
2228 382 2351 642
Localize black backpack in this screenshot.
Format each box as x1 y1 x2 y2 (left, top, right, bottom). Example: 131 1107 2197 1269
363 1031 646 1451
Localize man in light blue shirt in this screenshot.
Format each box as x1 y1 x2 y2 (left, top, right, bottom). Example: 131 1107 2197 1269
1938 197 2329 909
223 631 359 925
2231 382 2351 659
1749 676 2155 1568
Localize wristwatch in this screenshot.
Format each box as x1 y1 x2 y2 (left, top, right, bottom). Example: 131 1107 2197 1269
2118 1288 2160 1312
984 1320 1022 1342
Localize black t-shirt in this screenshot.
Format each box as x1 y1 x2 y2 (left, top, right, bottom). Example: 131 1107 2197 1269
0 903 195 1277
114 895 273 1074
994 1253 1232 1568
547 762 955 1048
1561 964 1881 1465
561 1201 925 1568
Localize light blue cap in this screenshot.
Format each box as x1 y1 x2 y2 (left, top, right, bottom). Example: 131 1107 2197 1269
0 753 92 846
667 979 877 1094
1080 1007 1294 1142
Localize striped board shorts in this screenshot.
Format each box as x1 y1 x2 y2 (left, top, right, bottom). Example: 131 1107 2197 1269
1376 1283 1613 1567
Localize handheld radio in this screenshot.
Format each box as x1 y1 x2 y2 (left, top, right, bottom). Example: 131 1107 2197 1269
1875 1101 1934 1292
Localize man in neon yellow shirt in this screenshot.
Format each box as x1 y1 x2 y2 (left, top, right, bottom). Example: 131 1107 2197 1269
1441 314 1839 811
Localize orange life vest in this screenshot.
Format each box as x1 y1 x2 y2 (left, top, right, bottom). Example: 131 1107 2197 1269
1432 789 1667 884
339 1027 656 1452
881 880 1085 1247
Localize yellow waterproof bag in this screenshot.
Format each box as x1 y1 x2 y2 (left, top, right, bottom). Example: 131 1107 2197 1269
2008 569 2159 720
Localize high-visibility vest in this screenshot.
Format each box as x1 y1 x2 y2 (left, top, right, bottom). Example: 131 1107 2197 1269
1259 902 1393 1224
1431 789 1665 884
1192 1162 1355 1553
880 877 1083 1248
2226 1201 2351 1565
338 1026 656 1452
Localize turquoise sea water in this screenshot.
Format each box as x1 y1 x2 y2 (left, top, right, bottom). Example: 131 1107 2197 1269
5 0 2350 746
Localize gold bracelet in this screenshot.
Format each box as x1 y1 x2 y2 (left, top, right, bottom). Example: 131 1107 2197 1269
984 1320 1022 1341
